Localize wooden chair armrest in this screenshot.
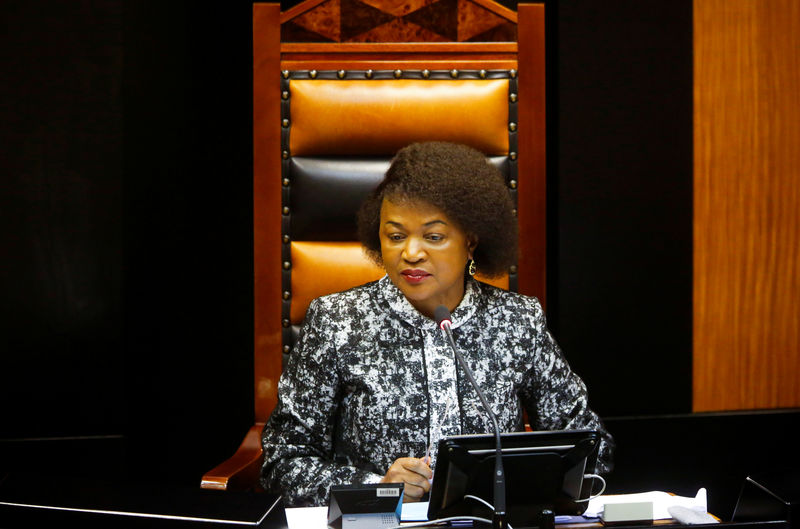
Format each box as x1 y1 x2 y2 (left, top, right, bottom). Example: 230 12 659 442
201 423 265 491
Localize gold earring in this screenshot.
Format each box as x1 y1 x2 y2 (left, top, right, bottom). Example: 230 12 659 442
468 259 476 276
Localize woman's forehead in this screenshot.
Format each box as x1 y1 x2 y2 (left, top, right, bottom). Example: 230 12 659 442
380 198 449 222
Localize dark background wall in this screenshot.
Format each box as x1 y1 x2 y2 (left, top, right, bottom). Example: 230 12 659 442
1 0 692 486
548 0 693 415
1 0 255 484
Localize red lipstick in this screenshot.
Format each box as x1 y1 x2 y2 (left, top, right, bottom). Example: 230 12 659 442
400 269 431 284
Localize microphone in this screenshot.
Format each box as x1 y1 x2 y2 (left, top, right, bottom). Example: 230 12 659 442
434 305 507 529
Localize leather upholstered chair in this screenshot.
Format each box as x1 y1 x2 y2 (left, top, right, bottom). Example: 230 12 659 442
201 0 546 491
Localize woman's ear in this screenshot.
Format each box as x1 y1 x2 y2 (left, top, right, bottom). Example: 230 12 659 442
467 235 478 258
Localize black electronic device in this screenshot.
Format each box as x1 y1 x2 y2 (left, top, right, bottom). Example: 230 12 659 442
327 483 403 529
427 429 601 528
733 473 797 526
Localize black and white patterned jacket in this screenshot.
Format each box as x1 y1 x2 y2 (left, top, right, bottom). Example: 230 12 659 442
261 275 614 506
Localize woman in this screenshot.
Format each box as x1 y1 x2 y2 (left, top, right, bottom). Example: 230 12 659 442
260 142 613 507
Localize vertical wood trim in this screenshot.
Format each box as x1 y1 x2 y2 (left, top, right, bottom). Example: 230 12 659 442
694 0 800 411
517 3 547 304
253 3 282 422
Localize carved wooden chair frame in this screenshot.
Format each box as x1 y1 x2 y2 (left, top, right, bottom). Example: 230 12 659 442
201 0 545 491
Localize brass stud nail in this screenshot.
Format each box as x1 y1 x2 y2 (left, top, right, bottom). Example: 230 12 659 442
512 208 518 217
282 91 289 100
509 179 518 189
510 93 518 103
282 291 291 300
283 345 291 353
421 69 430 79
510 265 518 274
309 70 317 79
337 70 346 79
509 69 517 78
479 69 487 79
282 206 290 215
282 319 290 328
282 70 289 79
450 69 459 78
283 261 291 270
282 235 290 243
282 150 290 160
509 122 517 132
365 69 373 79
510 151 518 160
282 178 290 187
282 118 289 128
394 69 402 79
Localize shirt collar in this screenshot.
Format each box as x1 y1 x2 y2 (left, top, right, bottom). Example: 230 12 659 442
377 275 480 331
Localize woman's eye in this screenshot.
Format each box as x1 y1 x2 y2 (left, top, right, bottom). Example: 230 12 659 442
388 233 405 242
426 233 445 242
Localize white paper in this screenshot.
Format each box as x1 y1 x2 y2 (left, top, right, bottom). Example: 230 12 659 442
400 501 430 521
585 488 709 520
285 505 327 529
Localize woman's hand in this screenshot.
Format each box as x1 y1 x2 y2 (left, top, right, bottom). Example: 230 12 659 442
380 457 433 502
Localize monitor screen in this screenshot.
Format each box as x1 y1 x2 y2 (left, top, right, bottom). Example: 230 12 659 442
427 429 601 526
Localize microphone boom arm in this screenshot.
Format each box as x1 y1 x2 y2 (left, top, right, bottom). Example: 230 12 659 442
436 307 508 529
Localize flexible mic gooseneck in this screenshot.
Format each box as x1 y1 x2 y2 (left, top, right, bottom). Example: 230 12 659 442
434 305 508 529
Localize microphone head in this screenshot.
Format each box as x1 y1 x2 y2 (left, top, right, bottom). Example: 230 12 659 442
434 305 452 329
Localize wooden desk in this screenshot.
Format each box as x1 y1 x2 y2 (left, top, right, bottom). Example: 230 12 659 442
0 473 792 529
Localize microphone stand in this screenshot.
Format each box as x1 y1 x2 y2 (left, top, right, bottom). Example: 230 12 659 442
435 306 508 529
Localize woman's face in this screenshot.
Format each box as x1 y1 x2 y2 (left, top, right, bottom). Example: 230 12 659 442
379 198 476 319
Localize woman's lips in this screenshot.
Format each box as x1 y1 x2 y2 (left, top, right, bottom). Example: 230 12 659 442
400 269 431 284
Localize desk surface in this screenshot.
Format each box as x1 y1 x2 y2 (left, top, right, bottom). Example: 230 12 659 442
0 473 791 529
285 505 787 529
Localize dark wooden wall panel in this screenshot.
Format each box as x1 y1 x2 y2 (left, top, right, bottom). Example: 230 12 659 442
0 0 125 439
693 0 800 411
1 0 257 485
551 0 694 416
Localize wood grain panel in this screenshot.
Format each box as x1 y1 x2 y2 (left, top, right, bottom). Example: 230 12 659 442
253 3 283 422
694 0 800 411
280 41 519 70
279 0 516 43
516 3 546 302
282 42 517 52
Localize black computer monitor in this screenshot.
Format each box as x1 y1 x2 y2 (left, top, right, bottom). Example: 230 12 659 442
427 429 601 526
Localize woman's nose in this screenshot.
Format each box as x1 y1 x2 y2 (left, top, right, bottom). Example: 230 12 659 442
402 237 426 262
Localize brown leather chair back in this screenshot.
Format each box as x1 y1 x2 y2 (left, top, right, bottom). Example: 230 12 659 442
281 71 514 368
